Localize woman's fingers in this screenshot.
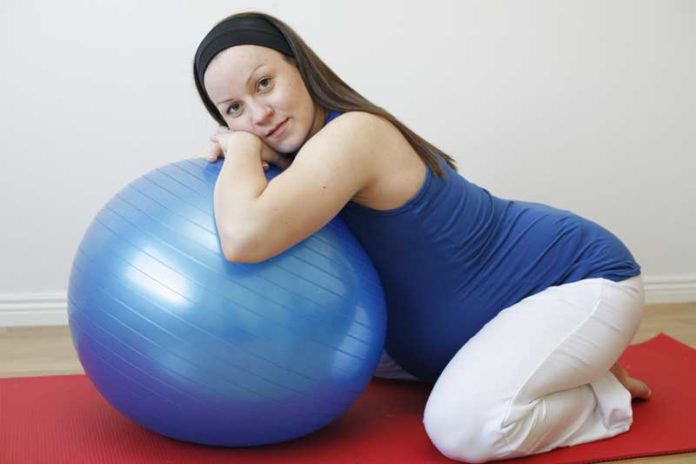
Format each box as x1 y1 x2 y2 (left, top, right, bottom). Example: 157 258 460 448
203 127 232 162
204 143 223 162
205 128 270 170
211 126 232 142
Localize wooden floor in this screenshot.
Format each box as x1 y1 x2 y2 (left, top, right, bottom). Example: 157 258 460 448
1 302 694 463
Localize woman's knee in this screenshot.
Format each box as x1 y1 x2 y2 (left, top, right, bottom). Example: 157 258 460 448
423 390 517 463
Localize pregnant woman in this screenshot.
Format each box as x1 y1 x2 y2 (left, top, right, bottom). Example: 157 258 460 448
193 11 651 462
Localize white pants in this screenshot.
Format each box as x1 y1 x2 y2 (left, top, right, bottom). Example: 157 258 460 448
375 275 645 463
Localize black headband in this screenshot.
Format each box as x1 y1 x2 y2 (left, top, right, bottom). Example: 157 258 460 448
194 16 294 84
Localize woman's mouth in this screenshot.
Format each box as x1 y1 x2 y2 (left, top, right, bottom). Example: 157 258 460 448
268 118 289 138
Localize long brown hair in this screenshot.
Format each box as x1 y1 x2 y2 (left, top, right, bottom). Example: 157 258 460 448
193 11 458 178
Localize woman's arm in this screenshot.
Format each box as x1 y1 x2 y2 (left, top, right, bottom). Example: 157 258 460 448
213 132 269 261
217 112 380 263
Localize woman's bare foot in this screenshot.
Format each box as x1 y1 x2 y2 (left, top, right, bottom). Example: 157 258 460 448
610 362 652 400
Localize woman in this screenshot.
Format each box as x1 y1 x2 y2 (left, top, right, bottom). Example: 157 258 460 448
193 11 651 462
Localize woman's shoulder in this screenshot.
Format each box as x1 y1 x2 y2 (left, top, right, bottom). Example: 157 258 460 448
316 110 403 154
306 110 394 159
314 110 428 211
326 110 393 131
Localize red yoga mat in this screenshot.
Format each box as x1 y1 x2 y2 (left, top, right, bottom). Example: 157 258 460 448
1 333 694 464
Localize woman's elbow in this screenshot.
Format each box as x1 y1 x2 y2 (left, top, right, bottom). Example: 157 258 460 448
220 232 264 264
219 230 250 263
222 245 249 264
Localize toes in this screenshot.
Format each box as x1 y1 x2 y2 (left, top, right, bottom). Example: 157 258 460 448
628 378 652 400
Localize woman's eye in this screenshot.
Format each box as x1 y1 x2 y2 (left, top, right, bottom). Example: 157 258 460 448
258 77 272 90
226 78 272 116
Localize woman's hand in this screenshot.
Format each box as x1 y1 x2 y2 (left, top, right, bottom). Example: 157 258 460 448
203 127 292 171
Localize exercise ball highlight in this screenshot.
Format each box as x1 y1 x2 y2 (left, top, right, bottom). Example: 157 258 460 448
67 158 386 446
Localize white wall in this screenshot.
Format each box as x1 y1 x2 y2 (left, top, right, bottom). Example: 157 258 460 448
1 0 694 325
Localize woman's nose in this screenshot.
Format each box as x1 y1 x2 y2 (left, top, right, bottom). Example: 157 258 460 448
252 104 274 128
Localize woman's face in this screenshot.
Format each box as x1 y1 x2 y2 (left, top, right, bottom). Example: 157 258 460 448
203 45 327 154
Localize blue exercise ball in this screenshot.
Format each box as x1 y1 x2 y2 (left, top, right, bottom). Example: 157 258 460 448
67 158 386 446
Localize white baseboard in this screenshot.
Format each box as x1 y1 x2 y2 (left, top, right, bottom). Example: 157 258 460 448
0 292 68 327
642 274 696 304
1 275 694 327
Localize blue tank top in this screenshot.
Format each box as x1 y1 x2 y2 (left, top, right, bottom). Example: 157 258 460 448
324 110 641 382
